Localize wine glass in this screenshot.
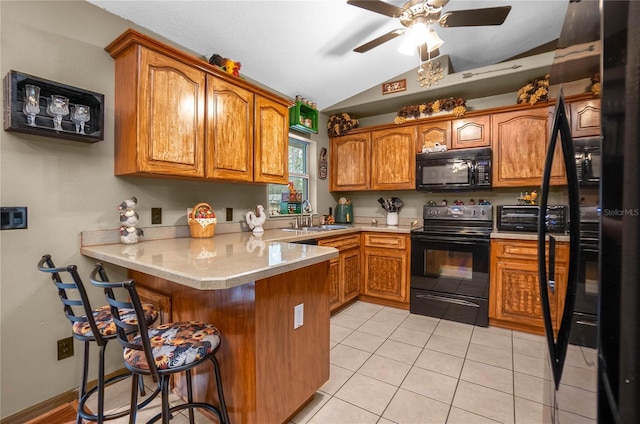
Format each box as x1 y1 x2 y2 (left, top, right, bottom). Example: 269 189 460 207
47 95 69 131
23 84 41 126
70 104 90 134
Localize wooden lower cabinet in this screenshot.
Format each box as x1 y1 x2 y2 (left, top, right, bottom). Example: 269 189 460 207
489 238 568 335
135 284 172 325
361 232 410 307
319 234 361 311
129 261 330 424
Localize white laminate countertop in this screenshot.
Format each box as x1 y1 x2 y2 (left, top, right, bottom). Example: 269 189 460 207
80 225 413 291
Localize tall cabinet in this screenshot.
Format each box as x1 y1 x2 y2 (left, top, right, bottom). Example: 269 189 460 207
106 29 289 184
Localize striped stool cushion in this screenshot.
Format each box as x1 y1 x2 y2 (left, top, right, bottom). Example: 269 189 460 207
72 304 158 338
124 321 221 370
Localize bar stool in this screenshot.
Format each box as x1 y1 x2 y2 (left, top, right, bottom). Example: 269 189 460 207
90 263 230 424
37 255 160 423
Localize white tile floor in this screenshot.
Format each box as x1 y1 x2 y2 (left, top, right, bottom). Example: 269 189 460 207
86 301 597 424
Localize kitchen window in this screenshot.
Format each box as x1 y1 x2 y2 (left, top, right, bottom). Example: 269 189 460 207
267 135 314 217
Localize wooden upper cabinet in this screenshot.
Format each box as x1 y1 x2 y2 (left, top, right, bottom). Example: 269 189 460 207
254 95 289 184
492 107 566 187
452 115 491 149
370 126 416 190
570 99 601 137
206 76 253 181
417 121 451 152
113 45 206 177
330 133 370 191
107 29 289 183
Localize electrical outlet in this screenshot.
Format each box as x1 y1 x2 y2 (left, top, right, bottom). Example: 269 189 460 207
151 208 162 225
294 303 304 329
226 208 233 221
57 337 74 360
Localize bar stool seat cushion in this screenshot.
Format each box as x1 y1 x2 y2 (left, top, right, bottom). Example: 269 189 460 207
124 321 221 370
72 304 159 338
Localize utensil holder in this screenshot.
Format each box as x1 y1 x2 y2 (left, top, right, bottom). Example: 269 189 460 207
386 212 399 226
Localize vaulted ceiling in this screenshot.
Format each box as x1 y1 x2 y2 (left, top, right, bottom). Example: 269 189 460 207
87 0 569 114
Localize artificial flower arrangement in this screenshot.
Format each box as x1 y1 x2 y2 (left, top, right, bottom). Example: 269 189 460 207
327 112 360 137
517 75 549 105
591 73 601 96
394 97 466 124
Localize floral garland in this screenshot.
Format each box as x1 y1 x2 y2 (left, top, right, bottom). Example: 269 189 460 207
591 73 601 96
517 75 549 105
327 112 359 137
394 97 466 124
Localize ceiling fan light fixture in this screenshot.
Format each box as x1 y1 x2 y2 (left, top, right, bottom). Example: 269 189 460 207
398 21 429 55
424 28 444 52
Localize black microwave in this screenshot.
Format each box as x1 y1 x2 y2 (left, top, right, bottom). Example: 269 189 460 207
416 147 491 192
575 137 601 186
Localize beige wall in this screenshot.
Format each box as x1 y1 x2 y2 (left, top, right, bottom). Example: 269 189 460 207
0 1 328 418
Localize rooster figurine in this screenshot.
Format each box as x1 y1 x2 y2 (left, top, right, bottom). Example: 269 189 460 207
246 205 266 234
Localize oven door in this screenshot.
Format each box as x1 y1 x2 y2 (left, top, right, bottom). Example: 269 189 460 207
570 246 599 347
410 234 490 326
416 158 473 192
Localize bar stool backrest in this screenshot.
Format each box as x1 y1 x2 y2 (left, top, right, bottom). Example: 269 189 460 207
37 254 106 346
90 264 162 382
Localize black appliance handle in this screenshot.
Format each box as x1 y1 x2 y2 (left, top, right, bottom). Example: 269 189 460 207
537 89 581 390
548 235 556 294
411 235 490 245
576 319 598 327
468 161 475 184
415 293 481 308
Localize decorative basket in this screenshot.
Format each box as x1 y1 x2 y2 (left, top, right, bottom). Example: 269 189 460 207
188 203 217 238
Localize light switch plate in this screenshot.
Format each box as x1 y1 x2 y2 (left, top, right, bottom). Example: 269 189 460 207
294 303 304 329
1 207 27 230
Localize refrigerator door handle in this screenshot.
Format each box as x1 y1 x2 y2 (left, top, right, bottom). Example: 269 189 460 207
538 89 581 390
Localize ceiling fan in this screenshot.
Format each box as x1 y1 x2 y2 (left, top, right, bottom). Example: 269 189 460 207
349 0 512 61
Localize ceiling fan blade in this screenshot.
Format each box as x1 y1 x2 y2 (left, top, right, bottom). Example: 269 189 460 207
354 29 405 53
439 6 512 27
420 44 440 62
347 0 404 17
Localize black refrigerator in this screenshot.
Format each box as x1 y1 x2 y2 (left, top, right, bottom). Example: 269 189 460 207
538 1 640 423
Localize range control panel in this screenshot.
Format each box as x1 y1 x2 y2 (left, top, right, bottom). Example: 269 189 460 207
1 207 28 230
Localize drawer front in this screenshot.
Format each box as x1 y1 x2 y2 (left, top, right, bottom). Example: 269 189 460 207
318 234 360 251
363 233 407 249
493 240 568 263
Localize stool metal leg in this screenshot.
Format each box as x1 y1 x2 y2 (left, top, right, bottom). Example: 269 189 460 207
211 356 230 424
186 369 195 424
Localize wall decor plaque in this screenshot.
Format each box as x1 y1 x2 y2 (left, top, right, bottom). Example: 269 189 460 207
382 79 406 95
3 70 104 143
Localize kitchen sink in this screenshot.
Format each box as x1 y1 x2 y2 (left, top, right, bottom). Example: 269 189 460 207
280 224 352 232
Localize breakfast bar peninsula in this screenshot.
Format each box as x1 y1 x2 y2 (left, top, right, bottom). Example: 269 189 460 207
81 231 338 424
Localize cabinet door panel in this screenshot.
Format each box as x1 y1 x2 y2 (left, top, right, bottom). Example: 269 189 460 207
328 259 341 310
570 99 601 137
417 121 451 152
371 127 416 190
452 115 491 148
342 249 361 304
254 95 289 184
492 108 565 187
363 249 407 302
206 76 253 181
330 134 370 191
139 48 205 176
